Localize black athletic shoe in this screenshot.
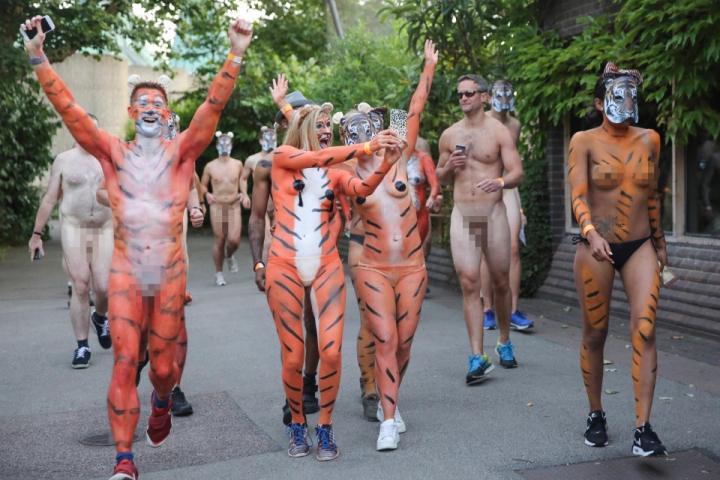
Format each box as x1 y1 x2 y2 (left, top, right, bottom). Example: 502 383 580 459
136 354 149 386
632 422 667 457
72 346 91 369
302 375 320 414
170 387 193 416
91 311 112 349
282 400 292 426
584 410 608 447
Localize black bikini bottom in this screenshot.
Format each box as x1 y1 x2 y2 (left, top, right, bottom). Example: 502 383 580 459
349 233 365 246
573 235 652 271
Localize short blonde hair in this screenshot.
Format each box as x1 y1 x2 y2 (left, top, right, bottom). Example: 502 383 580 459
283 103 333 152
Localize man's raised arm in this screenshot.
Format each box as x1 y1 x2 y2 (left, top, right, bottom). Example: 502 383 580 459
180 19 254 163
23 16 111 162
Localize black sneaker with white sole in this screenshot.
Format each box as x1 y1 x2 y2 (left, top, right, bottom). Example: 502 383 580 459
632 422 667 456
584 410 608 447
91 311 112 349
72 346 91 369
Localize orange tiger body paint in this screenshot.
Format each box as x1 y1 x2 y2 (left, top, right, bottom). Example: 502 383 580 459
268 139 394 426
344 54 436 423
569 75 666 429
32 50 242 456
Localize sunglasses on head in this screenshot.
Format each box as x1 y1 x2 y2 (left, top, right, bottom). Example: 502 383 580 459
456 90 484 100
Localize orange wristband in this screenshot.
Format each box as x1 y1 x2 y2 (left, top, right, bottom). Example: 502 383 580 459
227 52 242 65
282 103 292 113
254 261 265 271
364 142 372 155
498 177 505 188
582 224 596 236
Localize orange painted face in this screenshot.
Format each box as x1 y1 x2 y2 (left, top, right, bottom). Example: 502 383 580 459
316 113 333 149
127 87 169 138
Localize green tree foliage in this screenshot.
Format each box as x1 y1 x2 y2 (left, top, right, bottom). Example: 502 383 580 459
172 1 417 174
172 0 328 173
308 25 417 114
0 1 187 246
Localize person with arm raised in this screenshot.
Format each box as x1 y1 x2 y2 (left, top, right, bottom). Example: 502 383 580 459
22 15 254 479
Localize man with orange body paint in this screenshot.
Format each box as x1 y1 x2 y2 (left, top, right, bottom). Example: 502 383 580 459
22 14 254 479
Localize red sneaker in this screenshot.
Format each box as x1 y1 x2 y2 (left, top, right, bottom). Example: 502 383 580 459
110 459 138 479
146 391 172 447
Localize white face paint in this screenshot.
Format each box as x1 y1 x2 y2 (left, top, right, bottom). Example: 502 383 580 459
133 92 166 138
603 76 639 124
217 135 233 155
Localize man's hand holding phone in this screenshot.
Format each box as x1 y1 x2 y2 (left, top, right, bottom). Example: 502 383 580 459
448 144 467 170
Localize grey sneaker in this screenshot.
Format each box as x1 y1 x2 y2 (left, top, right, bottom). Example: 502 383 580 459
362 393 380 422
285 422 312 457
315 424 339 461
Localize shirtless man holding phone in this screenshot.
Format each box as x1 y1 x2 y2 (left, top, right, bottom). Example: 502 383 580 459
436 74 524 385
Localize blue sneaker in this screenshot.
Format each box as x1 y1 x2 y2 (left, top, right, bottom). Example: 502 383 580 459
285 422 312 457
466 353 495 385
315 424 339 461
495 340 518 368
484 310 497 330
510 310 534 330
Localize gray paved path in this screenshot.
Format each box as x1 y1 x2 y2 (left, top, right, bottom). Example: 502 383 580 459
1 227 719 479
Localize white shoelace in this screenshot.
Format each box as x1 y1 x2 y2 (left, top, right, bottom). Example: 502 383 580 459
379 422 397 439
101 321 110 337
75 346 91 358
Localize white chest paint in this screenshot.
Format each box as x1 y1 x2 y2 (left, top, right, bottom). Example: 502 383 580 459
293 167 328 285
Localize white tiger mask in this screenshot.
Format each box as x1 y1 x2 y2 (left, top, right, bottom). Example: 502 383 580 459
491 81 515 112
603 76 639 125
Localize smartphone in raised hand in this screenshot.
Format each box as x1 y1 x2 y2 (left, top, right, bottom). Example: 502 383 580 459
389 109 408 140
20 15 55 42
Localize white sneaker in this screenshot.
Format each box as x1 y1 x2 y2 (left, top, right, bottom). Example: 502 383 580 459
227 256 238 274
215 272 226 286
376 419 399 451
377 403 406 433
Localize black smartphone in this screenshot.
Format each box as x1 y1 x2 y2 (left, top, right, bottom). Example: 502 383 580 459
34 248 43 260
455 144 466 156
20 15 55 42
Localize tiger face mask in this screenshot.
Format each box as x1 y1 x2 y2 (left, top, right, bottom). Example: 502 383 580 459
261 129 277 152
342 114 376 146
491 82 514 112
603 76 639 124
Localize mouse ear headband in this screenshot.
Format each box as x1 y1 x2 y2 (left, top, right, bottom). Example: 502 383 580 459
215 131 234 138
127 74 172 94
